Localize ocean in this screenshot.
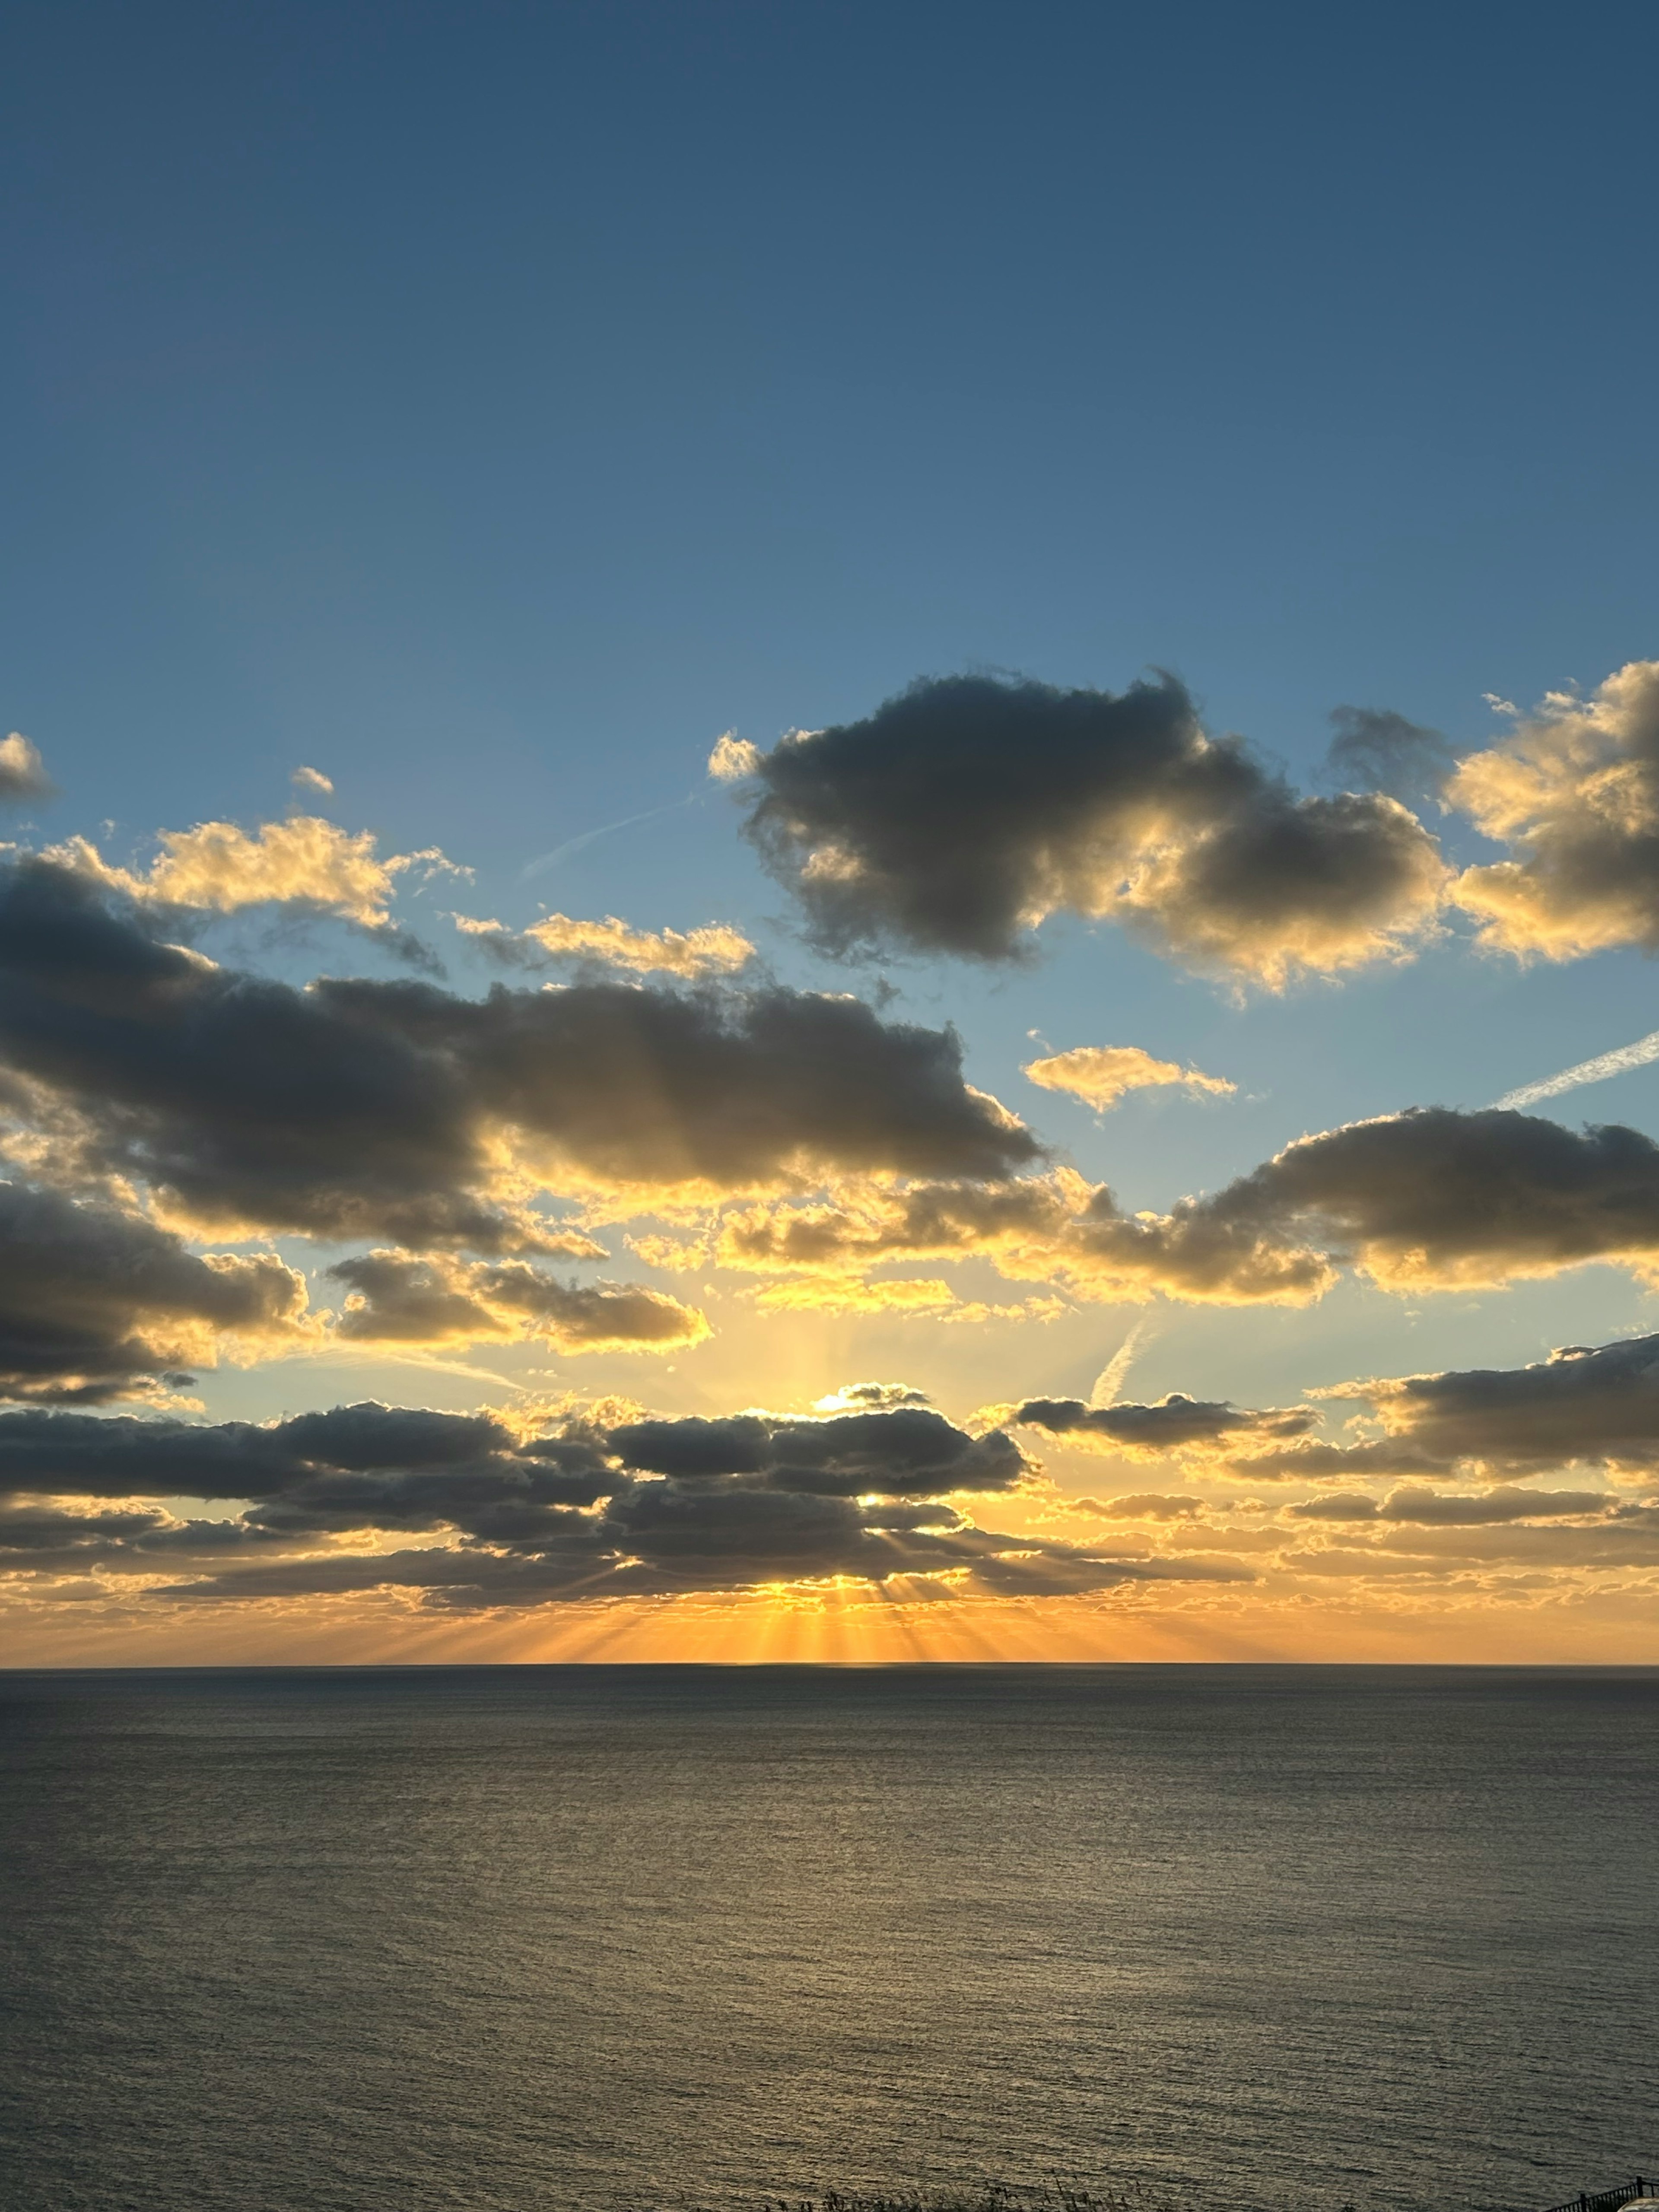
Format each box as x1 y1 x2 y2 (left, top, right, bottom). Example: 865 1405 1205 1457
0 1665 1653 2212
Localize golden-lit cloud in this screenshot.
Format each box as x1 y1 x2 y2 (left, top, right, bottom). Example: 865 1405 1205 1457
46 815 457 926
0 1180 312 1403
1021 1043 1235 1110
701 1170 1335 1308
1450 659 1659 959
707 731 763 781
0 732 54 802
748 1273 1068 1324
454 910 754 976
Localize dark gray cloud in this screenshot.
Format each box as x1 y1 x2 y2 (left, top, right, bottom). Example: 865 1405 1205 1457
729 672 1444 982
1324 708 1457 805
0 1179 306 1403
1171 1107 1659 1297
0 1401 610 1527
608 1404 1028 1496
1014 1394 1314 1451
0 858 1035 1248
1353 1332 1659 1472
0 1390 1257 1609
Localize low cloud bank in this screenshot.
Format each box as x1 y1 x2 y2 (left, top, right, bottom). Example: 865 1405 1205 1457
0 1394 1249 1610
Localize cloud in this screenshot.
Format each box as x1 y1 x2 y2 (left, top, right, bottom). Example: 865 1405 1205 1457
1203 1106 1659 1293
1014 1394 1315 1453
733 672 1446 983
814 1380 933 1412
521 796 696 880
292 766 334 797
327 1250 709 1354
700 1101 1659 1313
46 817 456 927
1072 1492 1204 1519
708 1169 1337 1307
0 734 54 803
707 732 763 781
147 1513 1252 1609
1491 1026 1659 1112
1324 708 1456 805
608 1403 1030 1497
0 1388 1255 1610
1021 1044 1234 1111
0 1399 612 1534
0 859 1036 1247
1286 1484 1610 1523
1450 660 1659 959
1222 1327 1659 1489
0 1180 309 1403
454 912 754 977
1342 1332 1659 1474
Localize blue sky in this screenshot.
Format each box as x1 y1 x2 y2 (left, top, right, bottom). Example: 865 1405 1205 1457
5 2 1659 1659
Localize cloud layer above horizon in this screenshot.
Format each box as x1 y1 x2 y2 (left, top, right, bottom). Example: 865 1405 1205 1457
6 658 1659 1653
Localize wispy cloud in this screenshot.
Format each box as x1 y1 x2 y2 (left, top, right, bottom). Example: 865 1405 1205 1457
1491 1028 1659 1110
1090 1319 1149 1407
521 794 697 880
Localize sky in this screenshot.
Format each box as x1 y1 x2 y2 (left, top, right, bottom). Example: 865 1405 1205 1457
4 0 1659 1664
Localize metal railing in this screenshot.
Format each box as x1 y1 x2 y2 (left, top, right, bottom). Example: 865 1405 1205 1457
1540 2181 1651 2212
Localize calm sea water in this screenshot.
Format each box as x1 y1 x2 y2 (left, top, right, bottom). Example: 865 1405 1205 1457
0 1665 1653 2212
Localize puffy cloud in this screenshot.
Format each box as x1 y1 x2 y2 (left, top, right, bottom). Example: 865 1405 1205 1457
1450 660 1659 959
1324 708 1456 805
327 1250 709 1354
0 1180 308 1403
454 912 754 977
1021 1044 1234 1111
707 731 763 782
1223 1328 1659 1489
1014 1394 1314 1453
1343 1332 1659 1473
44 816 457 927
1204 1107 1659 1294
0 734 53 803
734 672 1446 983
0 859 1035 1247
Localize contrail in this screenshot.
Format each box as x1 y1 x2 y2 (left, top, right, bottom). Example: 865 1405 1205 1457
1090 1319 1149 1408
1491 1027 1659 1111
521 793 697 880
